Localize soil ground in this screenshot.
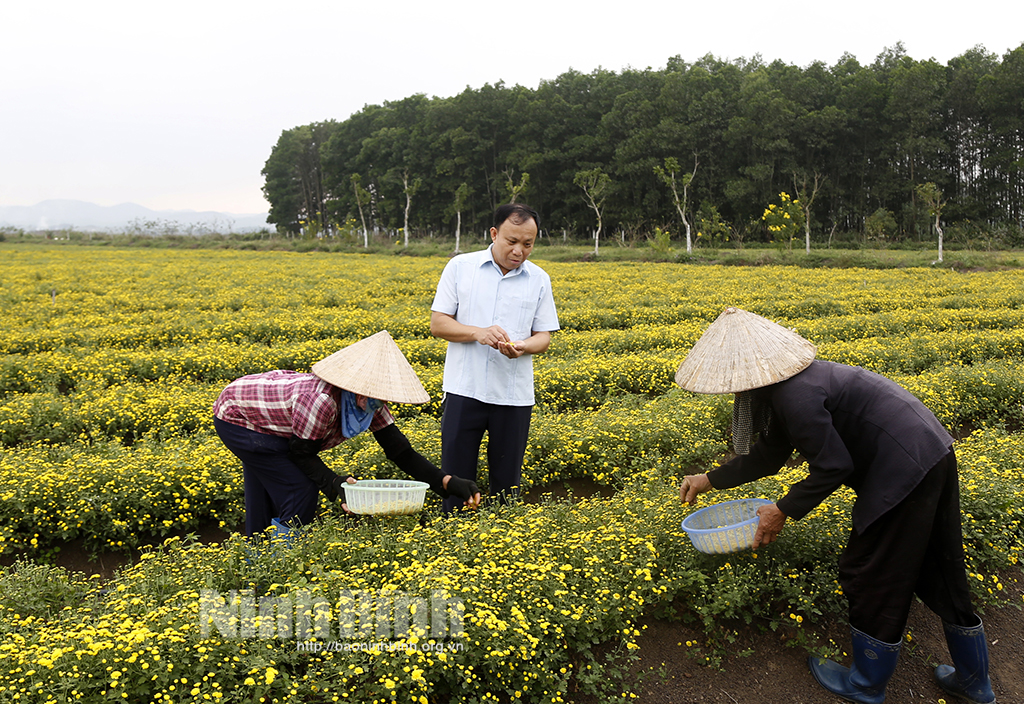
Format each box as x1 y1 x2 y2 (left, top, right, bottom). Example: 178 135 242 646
631 592 1023 703
5 481 1022 704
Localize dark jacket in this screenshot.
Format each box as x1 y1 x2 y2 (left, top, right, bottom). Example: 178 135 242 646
708 360 953 532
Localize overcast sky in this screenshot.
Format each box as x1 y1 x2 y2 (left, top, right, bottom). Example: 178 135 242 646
1 1 1020 215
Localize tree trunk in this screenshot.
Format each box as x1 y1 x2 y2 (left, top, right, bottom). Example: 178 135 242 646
935 213 944 263
455 210 462 254
793 171 822 255
402 171 412 248
681 158 697 253
404 197 411 247
680 177 692 253
352 180 369 248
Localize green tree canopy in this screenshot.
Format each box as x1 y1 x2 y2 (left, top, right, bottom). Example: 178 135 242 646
262 44 1024 244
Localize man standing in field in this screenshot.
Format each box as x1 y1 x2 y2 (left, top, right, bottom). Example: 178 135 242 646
430 203 559 512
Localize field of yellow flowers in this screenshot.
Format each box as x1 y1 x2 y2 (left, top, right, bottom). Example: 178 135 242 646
1 244 1022 703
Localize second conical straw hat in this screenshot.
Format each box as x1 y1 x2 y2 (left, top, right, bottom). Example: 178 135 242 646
312 330 430 404
674 307 817 393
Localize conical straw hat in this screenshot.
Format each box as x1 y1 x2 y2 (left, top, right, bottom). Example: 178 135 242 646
675 307 816 393
312 330 430 404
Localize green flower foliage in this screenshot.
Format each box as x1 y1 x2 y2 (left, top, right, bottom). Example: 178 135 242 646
0 246 1021 702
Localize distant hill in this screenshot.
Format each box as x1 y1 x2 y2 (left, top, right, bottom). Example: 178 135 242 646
0 200 271 233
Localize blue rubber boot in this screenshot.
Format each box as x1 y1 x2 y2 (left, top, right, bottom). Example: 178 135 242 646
270 517 295 548
808 627 901 703
935 617 995 704
244 518 294 564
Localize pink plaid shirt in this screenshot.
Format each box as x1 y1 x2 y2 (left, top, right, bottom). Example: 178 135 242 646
213 370 394 450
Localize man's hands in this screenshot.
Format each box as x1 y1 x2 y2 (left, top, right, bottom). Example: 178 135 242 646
752 503 787 548
431 312 513 351
497 339 525 358
431 313 519 356
430 312 550 359
443 475 482 509
473 324 511 349
679 473 713 504
473 326 528 358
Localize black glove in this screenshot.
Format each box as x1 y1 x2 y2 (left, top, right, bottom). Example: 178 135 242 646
444 475 480 503
332 474 355 506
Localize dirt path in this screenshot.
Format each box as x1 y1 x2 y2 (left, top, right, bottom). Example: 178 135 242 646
634 585 1024 703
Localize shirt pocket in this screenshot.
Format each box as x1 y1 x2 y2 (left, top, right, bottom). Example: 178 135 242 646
508 296 538 340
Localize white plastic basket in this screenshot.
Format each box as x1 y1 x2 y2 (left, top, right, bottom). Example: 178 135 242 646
680 498 772 554
344 479 429 516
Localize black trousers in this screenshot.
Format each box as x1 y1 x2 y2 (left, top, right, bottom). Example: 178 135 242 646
214 417 319 537
439 393 532 512
839 450 977 643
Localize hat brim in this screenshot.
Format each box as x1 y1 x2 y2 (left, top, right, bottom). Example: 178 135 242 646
675 307 816 393
312 330 430 404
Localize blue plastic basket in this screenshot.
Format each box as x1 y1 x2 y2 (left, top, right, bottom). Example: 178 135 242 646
681 498 772 554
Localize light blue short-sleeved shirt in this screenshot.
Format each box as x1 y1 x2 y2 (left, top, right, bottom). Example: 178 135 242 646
431 245 559 406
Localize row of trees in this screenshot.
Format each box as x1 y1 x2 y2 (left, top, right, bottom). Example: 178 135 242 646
261 43 1024 247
